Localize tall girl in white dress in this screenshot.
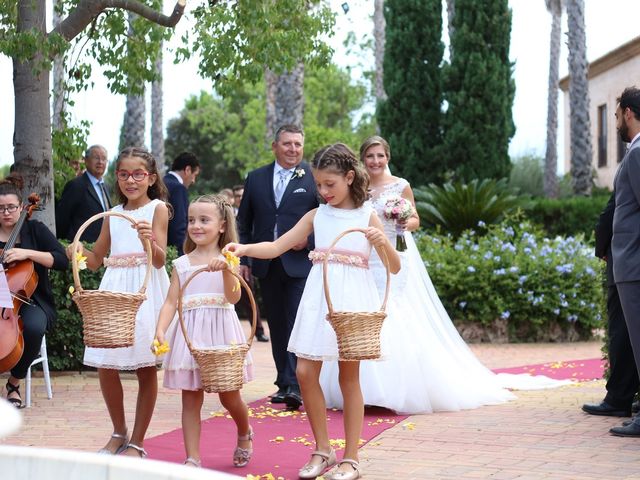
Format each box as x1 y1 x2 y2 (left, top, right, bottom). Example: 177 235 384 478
79 147 170 457
225 143 400 480
320 136 564 415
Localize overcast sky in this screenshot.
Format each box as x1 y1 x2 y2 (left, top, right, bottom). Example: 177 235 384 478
1 0 640 170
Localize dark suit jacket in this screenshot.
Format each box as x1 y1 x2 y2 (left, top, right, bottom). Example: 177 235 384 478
613 137 640 283
55 172 110 242
164 172 188 256
595 192 615 286
0 220 69 329
237 161 319 279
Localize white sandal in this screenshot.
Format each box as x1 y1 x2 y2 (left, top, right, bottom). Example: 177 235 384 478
97 431 128 455
325 459 361 480
183 457 201 467
298 449 337 479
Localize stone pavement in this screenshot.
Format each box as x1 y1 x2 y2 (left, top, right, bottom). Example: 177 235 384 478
3 332 640 479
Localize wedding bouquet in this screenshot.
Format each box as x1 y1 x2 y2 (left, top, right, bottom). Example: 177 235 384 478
382 196 414 251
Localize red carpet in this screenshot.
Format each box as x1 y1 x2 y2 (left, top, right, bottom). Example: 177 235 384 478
492 357 605 381
145 397 408 479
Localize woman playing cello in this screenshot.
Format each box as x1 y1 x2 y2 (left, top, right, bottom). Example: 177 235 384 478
0 174 68 408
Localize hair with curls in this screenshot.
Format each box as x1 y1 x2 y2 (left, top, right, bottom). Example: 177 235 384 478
183 194 238 254
114 147 169 206
359 135 391 164
312 143 369 208
0 173 24 203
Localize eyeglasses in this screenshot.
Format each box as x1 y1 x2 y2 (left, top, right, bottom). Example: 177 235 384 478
116 169 149 182
0 204 20 214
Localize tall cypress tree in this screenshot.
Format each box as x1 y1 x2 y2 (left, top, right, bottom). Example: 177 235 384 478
377 0 444 185
443 0 515 181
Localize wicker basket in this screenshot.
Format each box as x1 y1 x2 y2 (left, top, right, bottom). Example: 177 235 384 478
177 267 257 393
71 211 152 348
323 227 391 361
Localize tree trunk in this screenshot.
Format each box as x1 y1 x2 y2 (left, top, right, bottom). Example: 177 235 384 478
121 12 147 150
544 0 562 198
151 47 165 169
52 1 65 133
14 1 55 229
446 0 455 56
373 0 386 103
265 63 305 141
566 0 592 196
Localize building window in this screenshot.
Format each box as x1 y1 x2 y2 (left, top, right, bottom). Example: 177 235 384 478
618 135 628 163
597 104 607 168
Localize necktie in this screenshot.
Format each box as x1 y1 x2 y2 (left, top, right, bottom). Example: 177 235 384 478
274 169 289 207
98 182 110 211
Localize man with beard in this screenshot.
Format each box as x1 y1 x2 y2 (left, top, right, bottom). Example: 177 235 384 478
609 86 640 437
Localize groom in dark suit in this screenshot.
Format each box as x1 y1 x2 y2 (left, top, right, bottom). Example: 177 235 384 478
237 125 319 410
609 87 640 437
582 192 638 417
56 145 111 242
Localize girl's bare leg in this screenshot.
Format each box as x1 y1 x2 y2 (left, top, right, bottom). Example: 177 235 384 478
297 358 331 467
97 368 128 453
123 366 158 456
337 361 363 474
182 389 204 463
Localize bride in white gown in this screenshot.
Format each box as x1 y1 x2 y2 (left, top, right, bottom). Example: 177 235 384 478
319 136 568 414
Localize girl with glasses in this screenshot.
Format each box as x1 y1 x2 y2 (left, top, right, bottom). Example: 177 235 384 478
74 147 171 458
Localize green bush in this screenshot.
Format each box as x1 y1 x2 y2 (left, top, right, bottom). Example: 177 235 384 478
414 178 520 237
416 217 605 341
47 244 178 371
522 194 609 239
509 153 544 197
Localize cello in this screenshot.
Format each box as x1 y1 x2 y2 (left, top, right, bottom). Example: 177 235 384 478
0 193 40 373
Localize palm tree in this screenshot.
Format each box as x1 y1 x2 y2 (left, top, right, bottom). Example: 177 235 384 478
544 0 563 198
151 50 165 169
121 12 146 149
566 0 592 195
264 63 305 142
373 0 386 103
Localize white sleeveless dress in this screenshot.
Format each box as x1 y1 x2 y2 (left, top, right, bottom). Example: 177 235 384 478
320 179 568 414
287 203 382 361
84 199 170 370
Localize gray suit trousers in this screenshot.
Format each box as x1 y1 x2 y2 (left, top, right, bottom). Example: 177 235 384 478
617 281 640 377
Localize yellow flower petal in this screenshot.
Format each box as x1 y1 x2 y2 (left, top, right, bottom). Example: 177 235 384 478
68 286 75 294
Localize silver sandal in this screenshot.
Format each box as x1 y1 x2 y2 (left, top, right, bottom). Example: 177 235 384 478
123 443 147 458
97 431 128 455
233 427 253 467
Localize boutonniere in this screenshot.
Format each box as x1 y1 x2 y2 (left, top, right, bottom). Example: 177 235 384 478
293 167 305 179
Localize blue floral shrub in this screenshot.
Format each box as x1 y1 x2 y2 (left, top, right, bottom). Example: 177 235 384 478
415 218 605 342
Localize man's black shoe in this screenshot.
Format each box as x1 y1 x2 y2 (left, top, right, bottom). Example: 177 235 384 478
283 386 302 410
270 388 287 404
610 421 640 437
256 333 270 342
633 400 640 414
582 401 631 417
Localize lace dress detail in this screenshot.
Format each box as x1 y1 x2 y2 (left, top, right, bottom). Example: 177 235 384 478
320 179 568 414
162 255 253 391
84 199 170 370
287 204 381 361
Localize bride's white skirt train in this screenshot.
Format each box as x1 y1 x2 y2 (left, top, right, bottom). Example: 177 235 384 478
319 232 571 414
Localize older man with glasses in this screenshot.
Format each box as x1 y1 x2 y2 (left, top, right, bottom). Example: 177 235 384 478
56 145 111 242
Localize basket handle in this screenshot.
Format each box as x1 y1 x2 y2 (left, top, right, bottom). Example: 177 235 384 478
176 266 257 353
322 227 391 316
71 211 153 295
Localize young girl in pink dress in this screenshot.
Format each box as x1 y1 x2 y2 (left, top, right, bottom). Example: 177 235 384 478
154 194 253 469
225 144 400 480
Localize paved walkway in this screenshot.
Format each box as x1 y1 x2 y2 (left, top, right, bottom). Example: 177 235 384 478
3 333 640 479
